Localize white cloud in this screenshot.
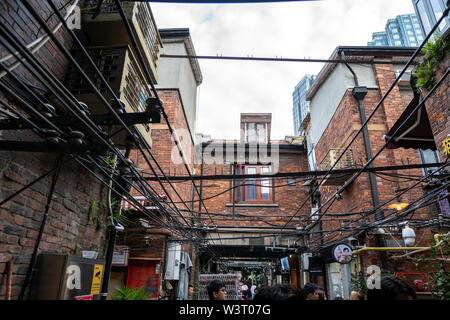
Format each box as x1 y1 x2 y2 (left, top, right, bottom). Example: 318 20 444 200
150 0 415 140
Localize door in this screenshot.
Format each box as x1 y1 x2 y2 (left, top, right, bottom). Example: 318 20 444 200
126 259 160 299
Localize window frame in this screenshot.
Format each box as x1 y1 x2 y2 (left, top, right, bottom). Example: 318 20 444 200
233 164 273 203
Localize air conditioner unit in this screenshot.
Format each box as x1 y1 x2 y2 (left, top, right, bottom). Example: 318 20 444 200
301 253 312 270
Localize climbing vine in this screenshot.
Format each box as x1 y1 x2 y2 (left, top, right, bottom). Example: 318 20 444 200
412 34 449 91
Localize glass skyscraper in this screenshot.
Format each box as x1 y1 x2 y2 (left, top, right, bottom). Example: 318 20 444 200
368 13 425 46
292 74 316 136
412 0 449 36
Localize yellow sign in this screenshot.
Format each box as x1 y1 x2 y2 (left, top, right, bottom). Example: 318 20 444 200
90 264 103 295
443 137 450 156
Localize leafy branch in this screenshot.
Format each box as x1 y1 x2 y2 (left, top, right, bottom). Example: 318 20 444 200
412 34 449 91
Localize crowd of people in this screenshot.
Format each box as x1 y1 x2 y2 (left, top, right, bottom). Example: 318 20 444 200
204 275 417 301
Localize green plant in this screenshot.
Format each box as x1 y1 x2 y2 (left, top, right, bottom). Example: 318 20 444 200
413 34 449 91
110 286 150 300
413 235 450 300
88 200 99 222
350 270 368 297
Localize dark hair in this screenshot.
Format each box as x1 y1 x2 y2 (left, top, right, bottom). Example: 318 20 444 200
367 276 416 300
334 296 344 300
303 282 319 298
188 284 193 288
317 288 326 300
207 280 225 300
253 284 303 301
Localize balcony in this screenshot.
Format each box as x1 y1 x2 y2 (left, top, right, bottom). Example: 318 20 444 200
81 0 162 84
319 148 355 185
65 45 153 148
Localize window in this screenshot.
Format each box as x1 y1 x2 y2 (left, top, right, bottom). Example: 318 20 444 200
245 122 267 143
417 0 433 34
418 149 440 175
234 165 272 202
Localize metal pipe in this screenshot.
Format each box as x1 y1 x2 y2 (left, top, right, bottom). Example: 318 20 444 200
6 261 12 300
352 247 428 255
18 154 63 300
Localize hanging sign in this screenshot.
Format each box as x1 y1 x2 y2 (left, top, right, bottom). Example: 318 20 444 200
112 246 129 266
333 243 353 264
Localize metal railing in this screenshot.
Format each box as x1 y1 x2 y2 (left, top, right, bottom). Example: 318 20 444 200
320 148 355 171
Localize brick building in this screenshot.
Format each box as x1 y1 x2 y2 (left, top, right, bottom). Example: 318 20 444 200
113 29 202 300
0 0 164 300
302 45 448 299
194 113 310 288
0 0 108 300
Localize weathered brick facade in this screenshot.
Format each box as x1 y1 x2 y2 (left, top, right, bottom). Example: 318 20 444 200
0 0 108 299
309 50 449 292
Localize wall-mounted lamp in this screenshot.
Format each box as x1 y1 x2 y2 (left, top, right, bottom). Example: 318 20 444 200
402 224 416 247
388 202 409 211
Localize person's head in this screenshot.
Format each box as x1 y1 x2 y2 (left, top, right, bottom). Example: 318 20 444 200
303 282 319 300
253 284 303 301
188 284 194 297
317 288 327 300
207 280 227 300
367 276 416 300
334 296 344 300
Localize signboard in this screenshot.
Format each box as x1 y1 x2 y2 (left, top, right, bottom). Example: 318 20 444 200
75 294 93 300
112 246 129 266
90 264 103 295
438 190 450 218
333 244 353 264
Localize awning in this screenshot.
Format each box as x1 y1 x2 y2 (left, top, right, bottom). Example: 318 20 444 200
384 93 437 151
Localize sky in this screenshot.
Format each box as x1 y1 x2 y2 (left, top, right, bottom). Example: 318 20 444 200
149 0 417 140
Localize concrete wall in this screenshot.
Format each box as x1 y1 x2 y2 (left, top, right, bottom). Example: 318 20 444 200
308 63 378 147
156 41 199 141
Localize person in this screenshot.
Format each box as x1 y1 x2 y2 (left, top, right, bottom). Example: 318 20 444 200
207 280 227 300
349 290 364 300
188 284 194 300
334 296 344 300
250 283 257 300
303 282 319 300
367 276 416 300
317 288 327 300
253 284 303 301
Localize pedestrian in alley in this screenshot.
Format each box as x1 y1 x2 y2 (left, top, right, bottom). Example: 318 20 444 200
317 288 327 300
207 280 227 300
253 284 303 301
188 284 194 300
303 282 320 300
367 276 416 300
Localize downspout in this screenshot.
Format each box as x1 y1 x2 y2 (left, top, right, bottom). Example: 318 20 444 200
341 52 388 271
100 147 131 300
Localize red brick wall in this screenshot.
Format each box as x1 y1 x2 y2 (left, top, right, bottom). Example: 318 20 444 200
423 51 449 161
0 1 111 299
195 149 310 229
312 60 438 274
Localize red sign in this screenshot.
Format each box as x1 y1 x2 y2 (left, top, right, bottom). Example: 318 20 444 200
75 294 93 300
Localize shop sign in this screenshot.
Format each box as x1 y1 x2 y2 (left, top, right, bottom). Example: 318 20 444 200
333 243 353 264
75 294 93 300
442 137 450 156
112 246 129 266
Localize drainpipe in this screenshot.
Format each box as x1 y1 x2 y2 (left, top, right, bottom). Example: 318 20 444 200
100 148 131 300
341 52 388 271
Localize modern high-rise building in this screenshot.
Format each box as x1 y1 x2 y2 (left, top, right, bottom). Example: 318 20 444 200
412 0 449 36
292 74 316 136
367 13 425 46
